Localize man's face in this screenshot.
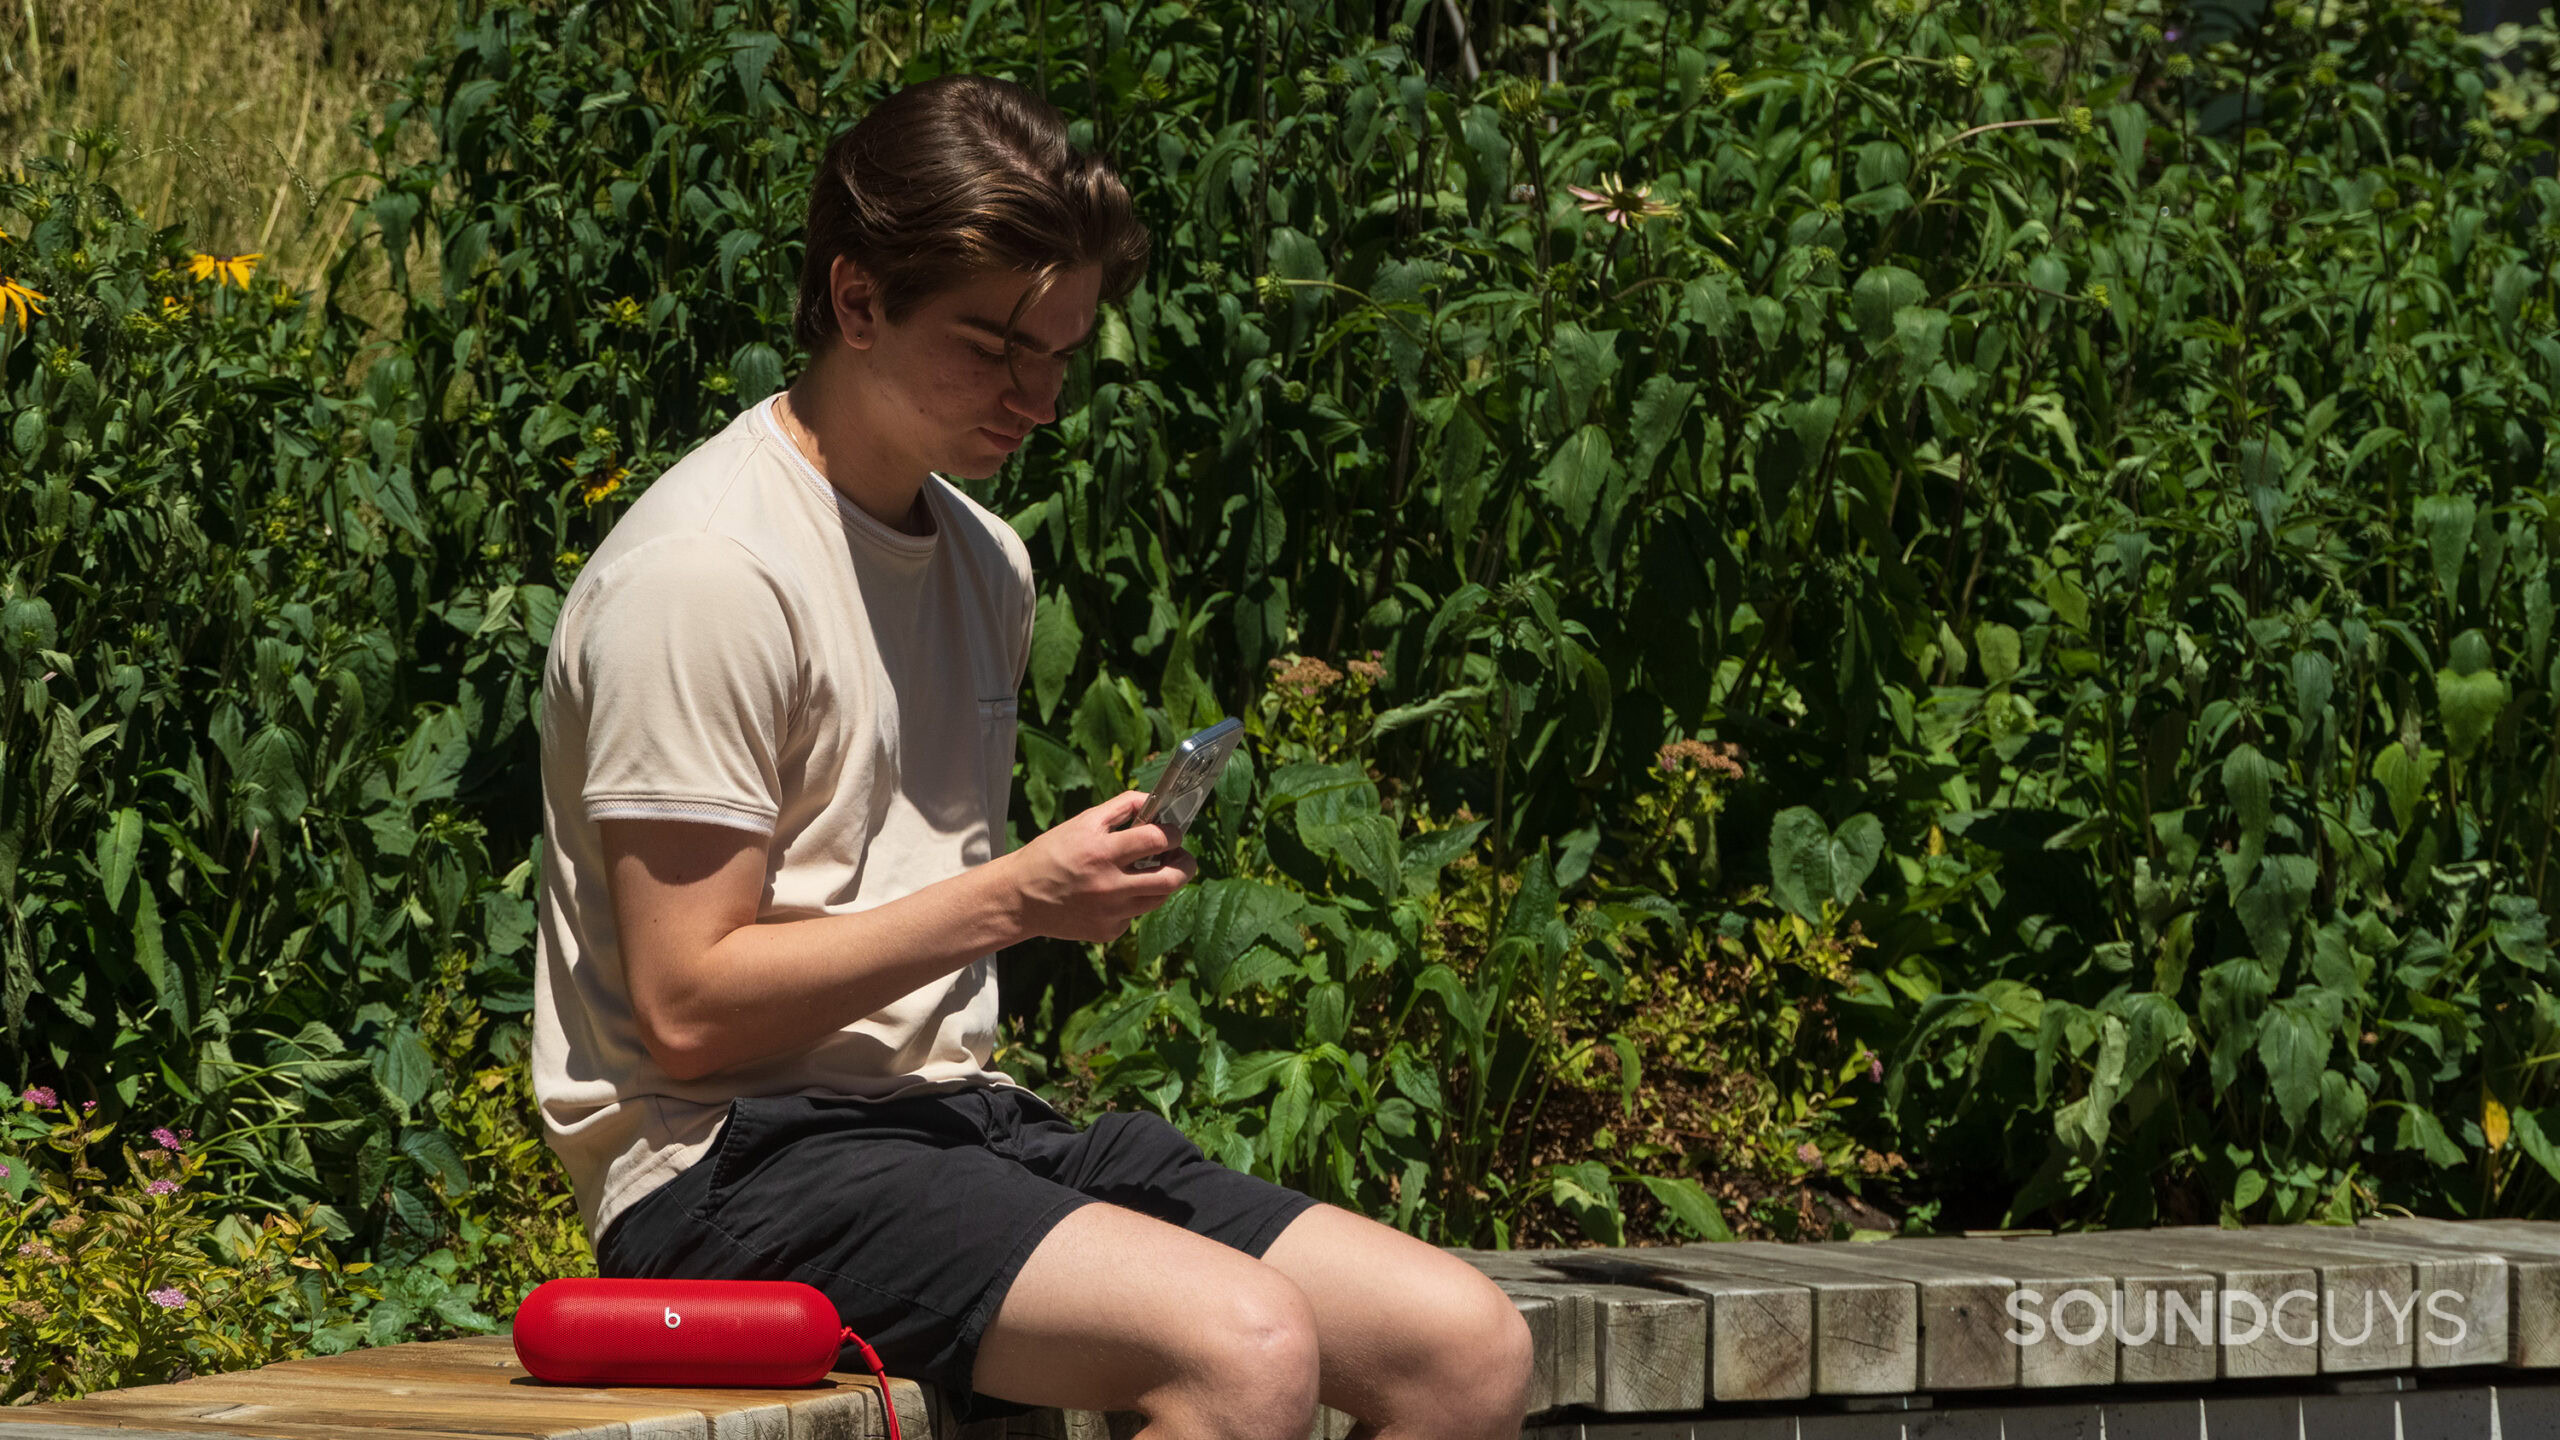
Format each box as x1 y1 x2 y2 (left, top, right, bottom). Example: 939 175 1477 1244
837 259 1103 482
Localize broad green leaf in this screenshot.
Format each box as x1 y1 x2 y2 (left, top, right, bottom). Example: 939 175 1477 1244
1031 591 1082 723
1850 265 1926 346
1638 1174 1735 1242
1536 424 1615 531
1768 808 1883 918
2371 741 2438 834
1975 622 2021 685
2416 492 2477 600
2436 662 2509 763
1547 325 1621 426
373 1028 434 1120
98 808 142 913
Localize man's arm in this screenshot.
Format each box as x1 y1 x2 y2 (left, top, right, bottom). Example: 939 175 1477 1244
607 790 1194 1082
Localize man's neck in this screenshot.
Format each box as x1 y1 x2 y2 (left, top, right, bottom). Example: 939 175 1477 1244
775 363 937 537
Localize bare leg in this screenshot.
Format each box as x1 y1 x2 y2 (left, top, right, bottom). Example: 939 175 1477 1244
970 1201 1321 1440
1258 1204 1535 1440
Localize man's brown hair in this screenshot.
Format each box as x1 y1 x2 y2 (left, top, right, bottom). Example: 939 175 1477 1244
794 74 1152 353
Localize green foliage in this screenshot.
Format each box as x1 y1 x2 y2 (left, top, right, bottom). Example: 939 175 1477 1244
0 148 577 1285
0 1089 371 1401
3 0 2560 1325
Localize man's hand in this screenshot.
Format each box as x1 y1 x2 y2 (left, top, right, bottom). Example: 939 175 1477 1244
1006 790 1199 943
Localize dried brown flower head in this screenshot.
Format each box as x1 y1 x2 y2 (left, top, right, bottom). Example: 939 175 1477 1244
1657 738 1745 780
1269 656 1345 698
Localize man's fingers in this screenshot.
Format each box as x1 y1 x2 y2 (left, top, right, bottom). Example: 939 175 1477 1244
1093 789 1151 828
1110 821 1180 863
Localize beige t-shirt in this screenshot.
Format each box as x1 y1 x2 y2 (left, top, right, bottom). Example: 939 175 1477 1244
533 392 1033 1244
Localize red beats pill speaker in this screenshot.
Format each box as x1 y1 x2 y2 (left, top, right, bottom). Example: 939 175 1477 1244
513 1279 900 1440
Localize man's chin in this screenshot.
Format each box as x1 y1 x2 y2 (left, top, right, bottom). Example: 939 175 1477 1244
941 454 1006 480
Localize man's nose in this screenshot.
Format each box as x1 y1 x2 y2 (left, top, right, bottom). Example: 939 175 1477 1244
1005 369 1062 426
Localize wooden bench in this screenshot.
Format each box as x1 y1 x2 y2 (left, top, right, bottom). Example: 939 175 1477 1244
12 1219 2560 1439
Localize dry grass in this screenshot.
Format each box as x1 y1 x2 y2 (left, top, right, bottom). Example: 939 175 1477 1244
0 0 446 292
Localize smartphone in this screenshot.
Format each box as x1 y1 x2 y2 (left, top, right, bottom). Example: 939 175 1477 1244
1123 717 1245 872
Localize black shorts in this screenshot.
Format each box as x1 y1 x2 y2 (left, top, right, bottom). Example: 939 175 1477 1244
592 1086 1318 1422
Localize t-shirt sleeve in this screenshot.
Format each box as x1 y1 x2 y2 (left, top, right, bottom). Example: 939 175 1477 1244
575 533 797 836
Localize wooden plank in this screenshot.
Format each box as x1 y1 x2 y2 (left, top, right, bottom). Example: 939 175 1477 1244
0 1416 522 1440
0 1427 373 1440
2137 1226 2418 1372
1943 1234 2222 1384
249 1352 885 1434
1870 1236 2137 1387
1509 1292 1561 1415
61 1366 911 1440
1448 1252 1707 1412
2238 1225 2508 1368
1711 1241 2016 1391
66 1375 715 1439
14 1395 623 1440
1516 1249 1811 1404
2361 1216 2560 1367
195 1368 813 1440
242 1340 917 1437
2021 1228 2318 1379
219 1337 918 1440
1545 1246 1914 1397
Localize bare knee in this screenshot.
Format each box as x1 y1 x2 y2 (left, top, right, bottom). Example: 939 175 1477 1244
1405 1273 1536 1435
1152 1267 1321 1440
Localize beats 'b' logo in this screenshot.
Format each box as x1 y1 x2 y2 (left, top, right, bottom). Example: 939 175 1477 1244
664 1306 682 1329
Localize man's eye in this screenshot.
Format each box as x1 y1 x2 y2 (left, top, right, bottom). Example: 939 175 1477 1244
969 344 1006 362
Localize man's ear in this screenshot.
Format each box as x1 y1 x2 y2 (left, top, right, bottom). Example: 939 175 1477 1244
828 254 880 351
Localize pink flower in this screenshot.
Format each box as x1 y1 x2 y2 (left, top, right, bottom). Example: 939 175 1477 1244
1869 1052 1885 1083
20 1087 55 1109
1796 1142 1823 1166
147 1287 187 1310
151 1127 183 1153
0 1162 10 1178
80 1100 95 1112
1566 172 1679 229
145 1178 179 1197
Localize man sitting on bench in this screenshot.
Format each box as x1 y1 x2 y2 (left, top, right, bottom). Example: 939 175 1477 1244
532 72 1533 1438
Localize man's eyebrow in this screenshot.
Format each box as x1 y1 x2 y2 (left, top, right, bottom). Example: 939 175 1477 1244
955 315 1097 356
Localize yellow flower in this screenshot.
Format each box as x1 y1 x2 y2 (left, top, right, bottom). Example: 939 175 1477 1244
0 276 44 330
564 456 629 506
2486 1093 2511 1152
160 295 191 321
187 250 263 288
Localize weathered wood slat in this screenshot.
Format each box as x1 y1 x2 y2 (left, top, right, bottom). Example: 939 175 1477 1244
1499 1249 1812 1404
187 1334 918 1440
2235 1224 2509 1367
15 1394 627 1440
1869 1236 2136 1387
2017 1227 2318 1379
0 1418 528 1440
1450 1251 1707 1413
2361 1216 2560 1366
2121 1225 2417 1372
62 1378 725 1439
1690 1241 2015 1391
1543 1245 1914 1397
